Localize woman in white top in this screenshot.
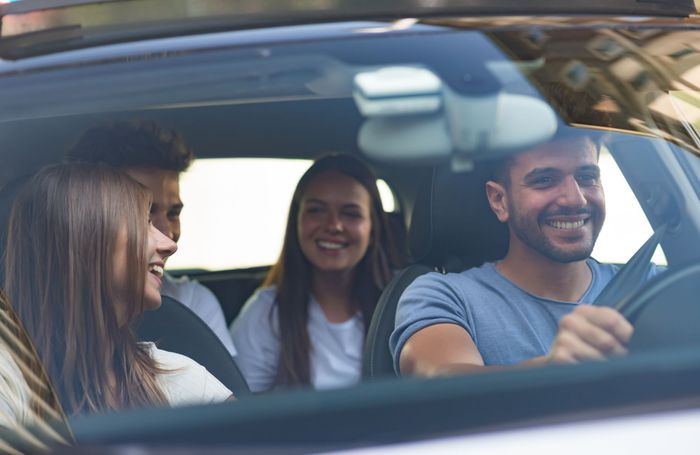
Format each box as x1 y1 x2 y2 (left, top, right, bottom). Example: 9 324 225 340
230 154 406 392
4 163 231 416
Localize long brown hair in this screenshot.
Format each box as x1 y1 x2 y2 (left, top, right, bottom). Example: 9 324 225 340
4 163 167 415
264 154 406 388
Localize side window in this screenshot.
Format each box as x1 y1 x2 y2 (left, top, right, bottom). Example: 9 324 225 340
592 148 667 265
169 158 398 271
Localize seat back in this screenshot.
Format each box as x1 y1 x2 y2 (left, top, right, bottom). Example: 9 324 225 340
362 264 431 379
409 162 508 272
137 296 252 398
363 162 508 379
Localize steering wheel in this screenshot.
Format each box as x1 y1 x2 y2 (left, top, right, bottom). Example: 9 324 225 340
614 262 700 352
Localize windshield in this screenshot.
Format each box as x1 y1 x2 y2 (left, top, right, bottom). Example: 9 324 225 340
1 11 700 453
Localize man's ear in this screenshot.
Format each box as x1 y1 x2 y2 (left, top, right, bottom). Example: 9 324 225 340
485 180 509 223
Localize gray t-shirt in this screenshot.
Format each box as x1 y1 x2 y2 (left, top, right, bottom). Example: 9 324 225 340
390 259 640 372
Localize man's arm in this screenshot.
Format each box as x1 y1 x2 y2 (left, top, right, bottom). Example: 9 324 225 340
400 305 633 377
399 323 487 376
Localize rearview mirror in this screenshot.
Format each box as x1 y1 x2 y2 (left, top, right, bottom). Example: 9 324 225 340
354 66 558 166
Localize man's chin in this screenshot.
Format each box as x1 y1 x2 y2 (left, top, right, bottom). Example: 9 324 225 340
543 246 593 263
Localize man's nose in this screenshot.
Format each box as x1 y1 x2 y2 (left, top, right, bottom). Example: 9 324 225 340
557 176 587 208
152 214 175 241
157 229 178 258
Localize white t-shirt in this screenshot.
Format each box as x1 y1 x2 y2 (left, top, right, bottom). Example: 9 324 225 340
229 286 364 393
161 273 237 357
144 343 233 406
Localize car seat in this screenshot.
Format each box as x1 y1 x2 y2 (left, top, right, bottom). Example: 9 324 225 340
137 295 252 397
363 161 508 379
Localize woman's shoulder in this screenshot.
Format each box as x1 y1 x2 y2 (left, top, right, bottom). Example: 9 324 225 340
142 343 232 406
238 285 279 317
144 342 197 370
251 285 278 302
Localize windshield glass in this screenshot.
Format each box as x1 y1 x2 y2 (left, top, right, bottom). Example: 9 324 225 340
1 11 700 452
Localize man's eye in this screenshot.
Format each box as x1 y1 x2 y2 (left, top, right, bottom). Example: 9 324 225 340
531 176 555 187
577 174 599 186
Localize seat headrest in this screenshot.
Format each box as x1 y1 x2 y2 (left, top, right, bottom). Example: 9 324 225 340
408 162 508 271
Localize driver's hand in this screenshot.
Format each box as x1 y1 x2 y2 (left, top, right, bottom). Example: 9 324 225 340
546 305 633 364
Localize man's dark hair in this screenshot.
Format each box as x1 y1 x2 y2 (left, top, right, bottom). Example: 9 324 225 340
488 134 599 189
488 82 611 188
67 121 194 172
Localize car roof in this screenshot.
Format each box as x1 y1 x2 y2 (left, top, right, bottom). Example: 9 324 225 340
0 0 697 59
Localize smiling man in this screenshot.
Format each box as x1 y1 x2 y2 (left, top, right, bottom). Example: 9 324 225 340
391 133 656 377
67 121 237 357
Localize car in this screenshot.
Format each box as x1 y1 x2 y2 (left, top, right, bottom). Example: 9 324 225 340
2 0 700 452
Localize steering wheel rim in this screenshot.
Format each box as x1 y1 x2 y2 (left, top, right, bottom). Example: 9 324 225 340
614 262 700 352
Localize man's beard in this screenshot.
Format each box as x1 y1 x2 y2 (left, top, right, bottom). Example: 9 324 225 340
509 204 603 263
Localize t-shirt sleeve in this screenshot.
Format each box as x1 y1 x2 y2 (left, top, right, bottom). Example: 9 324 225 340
198 365 234 403
389 272 472 374
150 345 232 406
228 288 281 393
648 263 667 279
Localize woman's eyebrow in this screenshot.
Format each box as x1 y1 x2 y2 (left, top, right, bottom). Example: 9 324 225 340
303 198 327 205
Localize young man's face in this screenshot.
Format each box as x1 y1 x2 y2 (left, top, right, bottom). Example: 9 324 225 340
487 137 605 263
126 168 183 244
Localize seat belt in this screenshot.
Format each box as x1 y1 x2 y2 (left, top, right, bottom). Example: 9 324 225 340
593 223 667 308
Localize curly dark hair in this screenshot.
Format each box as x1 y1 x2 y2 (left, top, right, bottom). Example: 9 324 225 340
66 121 194 172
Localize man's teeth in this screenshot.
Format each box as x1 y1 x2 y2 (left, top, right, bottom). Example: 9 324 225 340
149 264 164 277
549 220 585 229
317 241 345 250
